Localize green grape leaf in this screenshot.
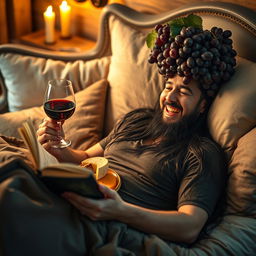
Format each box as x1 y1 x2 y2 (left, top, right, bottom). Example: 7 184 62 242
185 14 203 29
168 18 185 37
169 24 183 37
146 30 158 49
168 14 203 37
145 14 203 48
169 17 186 27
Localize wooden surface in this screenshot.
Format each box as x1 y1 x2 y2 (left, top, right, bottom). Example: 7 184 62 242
18 30 96 52
0 0 8 43
2 0 256 44
31 0 256 41
32 0 124 42
7 0 32 40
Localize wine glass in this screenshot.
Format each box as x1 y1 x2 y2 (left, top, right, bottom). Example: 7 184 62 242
43 79 76 148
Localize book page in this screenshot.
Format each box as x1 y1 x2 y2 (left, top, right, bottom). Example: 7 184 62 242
19 119 59 170
43 163 93 177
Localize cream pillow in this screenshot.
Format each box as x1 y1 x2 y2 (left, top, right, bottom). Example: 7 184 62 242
0 54 110 111
0 79 108 150
226 127 256 217
208 57 256 155
106 15 165 133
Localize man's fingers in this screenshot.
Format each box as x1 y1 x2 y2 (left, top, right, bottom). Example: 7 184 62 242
38 133 60 144
63 194 103 220
39 117 59 129
37 125 59 137
62 192 102 209
98 184 119 199
41 140 61 151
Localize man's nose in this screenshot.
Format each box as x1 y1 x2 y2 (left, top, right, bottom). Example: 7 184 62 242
166 90 177 102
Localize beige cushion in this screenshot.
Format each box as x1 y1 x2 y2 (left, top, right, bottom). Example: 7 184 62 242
208 57 256 155
0 53 110 111
226 128 256 217
208 57 256 217
106 15 165 134
106 15 256 147
0 79 108 150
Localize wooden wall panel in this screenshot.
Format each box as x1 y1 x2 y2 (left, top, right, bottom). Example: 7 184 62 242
7 0 32 41
31 0 256 41
0 0 8 43
32 0 124 41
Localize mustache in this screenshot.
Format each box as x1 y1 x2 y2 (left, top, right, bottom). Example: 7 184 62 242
164 101 182 111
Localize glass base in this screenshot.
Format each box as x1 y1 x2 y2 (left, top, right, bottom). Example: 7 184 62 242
52 139 71 149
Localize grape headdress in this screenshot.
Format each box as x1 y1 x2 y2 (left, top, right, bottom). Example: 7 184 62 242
146 14 237 100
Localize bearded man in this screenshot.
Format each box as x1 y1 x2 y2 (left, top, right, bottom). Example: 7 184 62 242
37 74 226 244
0 21 236 254
37 20 238 244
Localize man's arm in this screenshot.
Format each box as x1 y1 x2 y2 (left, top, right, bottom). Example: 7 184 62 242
62 185 208 244
56 142 104 163
119 202 208 243
37 117 104 163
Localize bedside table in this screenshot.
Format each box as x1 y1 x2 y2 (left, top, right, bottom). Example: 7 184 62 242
18 30 96 52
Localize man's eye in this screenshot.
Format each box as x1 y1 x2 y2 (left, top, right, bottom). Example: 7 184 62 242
180 89 191 95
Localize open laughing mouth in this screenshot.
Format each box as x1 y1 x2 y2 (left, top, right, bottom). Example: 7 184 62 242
166 105 180 113
163 103 182 120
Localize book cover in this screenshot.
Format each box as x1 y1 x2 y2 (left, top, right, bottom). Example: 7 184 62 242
41 175 104 199
18 119 104 199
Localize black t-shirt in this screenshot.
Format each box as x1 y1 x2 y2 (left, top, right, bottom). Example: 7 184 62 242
99 127 226 220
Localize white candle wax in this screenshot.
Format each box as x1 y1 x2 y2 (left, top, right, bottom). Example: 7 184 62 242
44 5 55 44
60 1 71 38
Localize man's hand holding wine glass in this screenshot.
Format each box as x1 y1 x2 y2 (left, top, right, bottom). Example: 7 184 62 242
37 79 77 161
37 117 64 156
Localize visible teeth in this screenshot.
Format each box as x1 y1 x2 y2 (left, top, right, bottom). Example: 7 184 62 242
166 105 180 113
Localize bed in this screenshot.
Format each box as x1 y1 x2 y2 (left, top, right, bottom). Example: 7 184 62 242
0 2 255 255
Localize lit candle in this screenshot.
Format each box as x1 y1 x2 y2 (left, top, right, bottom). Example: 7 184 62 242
44 5 55 44
60 1 71 38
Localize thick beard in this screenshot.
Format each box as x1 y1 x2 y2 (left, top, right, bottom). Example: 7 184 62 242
147 104 203 143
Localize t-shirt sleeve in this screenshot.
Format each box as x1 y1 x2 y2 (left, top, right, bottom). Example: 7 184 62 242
177 142 226 218
99 129 115 150
99 117 125 149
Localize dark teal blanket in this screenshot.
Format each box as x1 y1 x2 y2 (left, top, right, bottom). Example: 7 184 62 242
0 136 255 256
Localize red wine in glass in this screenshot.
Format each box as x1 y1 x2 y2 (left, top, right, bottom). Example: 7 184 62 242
44 79 76 148
44 99 75 121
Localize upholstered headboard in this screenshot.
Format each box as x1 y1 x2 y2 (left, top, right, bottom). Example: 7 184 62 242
97 2 256 61
96 2 256 136
0 2 255 61
0 1 256 116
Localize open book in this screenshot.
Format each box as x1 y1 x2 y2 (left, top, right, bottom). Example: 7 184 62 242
18 119 105 199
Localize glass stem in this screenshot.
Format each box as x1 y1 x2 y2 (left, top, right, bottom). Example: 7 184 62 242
57 121 62 140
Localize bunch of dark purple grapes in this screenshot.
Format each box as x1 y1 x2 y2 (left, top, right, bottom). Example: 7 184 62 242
148 24 237 97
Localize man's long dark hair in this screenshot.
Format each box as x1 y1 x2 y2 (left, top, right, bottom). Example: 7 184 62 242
108 99 215 173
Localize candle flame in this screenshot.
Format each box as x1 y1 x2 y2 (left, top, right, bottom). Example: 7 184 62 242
61 1 68 9
46 5 53 15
